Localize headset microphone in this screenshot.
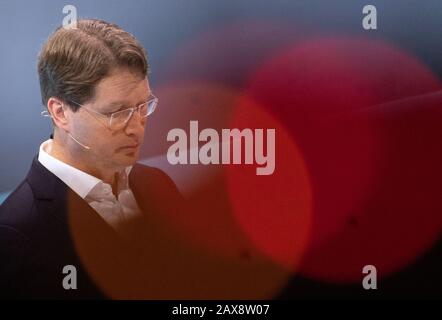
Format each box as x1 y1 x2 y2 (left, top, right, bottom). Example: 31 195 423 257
41 110 91 150
68 133 91 150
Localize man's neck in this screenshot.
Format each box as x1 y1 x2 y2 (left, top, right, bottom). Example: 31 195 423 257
49 138 118 188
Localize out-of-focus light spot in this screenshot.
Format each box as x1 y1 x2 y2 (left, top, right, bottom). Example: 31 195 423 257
226 94 313 272
244 36 442 282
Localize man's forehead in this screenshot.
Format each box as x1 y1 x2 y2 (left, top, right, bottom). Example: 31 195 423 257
94 72 150 106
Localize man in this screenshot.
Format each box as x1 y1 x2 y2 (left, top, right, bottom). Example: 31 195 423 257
0 19 186 299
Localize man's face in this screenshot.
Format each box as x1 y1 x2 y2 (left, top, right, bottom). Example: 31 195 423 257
67 68 150 170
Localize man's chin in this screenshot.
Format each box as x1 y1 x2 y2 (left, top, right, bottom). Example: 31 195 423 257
114 150 140 167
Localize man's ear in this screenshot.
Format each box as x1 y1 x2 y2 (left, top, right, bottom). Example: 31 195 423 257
47 97 70 132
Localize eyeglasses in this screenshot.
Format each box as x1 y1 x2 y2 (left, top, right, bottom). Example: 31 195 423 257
41 95 158 130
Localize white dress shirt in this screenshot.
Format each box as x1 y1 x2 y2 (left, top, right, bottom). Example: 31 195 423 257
38 139 142 232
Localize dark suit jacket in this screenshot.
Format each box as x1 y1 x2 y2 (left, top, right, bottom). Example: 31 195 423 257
0 156 186 299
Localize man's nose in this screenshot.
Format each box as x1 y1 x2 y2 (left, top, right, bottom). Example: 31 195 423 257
124 109 146 136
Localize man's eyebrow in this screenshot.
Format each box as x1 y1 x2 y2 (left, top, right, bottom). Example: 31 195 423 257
106 95 151 112
108 101 127 108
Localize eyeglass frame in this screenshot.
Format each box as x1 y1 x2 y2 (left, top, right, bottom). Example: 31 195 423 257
41 94 158 130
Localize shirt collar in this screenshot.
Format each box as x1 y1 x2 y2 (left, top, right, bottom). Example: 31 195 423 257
38 139 132 199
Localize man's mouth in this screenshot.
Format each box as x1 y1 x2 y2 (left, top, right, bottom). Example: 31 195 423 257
118 144 140 151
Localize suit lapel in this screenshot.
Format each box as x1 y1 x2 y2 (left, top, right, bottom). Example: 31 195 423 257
27 155 117 230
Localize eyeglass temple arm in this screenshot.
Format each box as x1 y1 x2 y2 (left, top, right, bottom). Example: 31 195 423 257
41 110 52 118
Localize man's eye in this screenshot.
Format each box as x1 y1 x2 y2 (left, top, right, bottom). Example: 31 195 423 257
108 107 125 115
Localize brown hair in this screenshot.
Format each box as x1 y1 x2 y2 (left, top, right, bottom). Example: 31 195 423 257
38 19 149 111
